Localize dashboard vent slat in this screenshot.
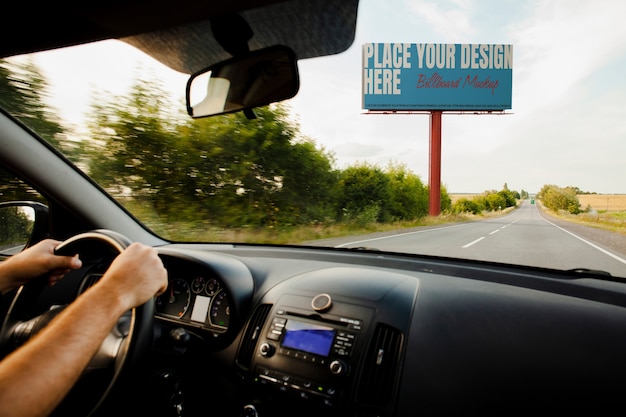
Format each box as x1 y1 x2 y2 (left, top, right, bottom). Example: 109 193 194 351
356 323 403 406
236 303 272 370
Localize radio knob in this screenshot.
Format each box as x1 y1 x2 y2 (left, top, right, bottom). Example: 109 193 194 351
259 342 275 357
329 359 347 375
311 293 332 312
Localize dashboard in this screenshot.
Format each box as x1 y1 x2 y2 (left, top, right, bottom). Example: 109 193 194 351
144 244 626 416
4 237 626 416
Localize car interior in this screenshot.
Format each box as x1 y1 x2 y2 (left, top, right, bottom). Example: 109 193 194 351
1 0 626 416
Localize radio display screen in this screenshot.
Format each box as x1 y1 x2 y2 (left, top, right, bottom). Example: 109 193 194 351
281 319 336 357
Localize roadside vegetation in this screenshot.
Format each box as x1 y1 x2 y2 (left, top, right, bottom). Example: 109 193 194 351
1 59 623 243
2 58 462 244
537 185 626 235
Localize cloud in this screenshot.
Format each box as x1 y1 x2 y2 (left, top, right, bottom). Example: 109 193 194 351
404 0 476 41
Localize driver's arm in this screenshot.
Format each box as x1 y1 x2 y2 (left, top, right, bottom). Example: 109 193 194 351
0 242 167 417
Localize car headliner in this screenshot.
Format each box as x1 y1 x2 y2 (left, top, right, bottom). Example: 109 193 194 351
2 0 359 74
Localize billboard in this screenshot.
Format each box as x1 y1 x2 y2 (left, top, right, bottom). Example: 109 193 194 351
362 43 513 111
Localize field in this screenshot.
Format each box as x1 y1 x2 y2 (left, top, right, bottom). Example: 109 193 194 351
450 194 626 212
578 194 626 212
449 193 479 204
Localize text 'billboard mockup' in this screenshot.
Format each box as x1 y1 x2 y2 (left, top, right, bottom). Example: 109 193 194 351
362 43 513 111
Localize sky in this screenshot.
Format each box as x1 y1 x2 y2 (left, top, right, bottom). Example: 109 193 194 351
29 0 626 194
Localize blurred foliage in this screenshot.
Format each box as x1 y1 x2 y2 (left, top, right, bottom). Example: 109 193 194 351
0 165 46 204
0 60 517 240
0 205 33 247
0 59 79 157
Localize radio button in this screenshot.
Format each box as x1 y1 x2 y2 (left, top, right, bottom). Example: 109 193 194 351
329 359 348 375
273 317 287 326
259 342 276 357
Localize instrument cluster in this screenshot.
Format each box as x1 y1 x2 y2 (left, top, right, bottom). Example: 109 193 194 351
155 269 230 333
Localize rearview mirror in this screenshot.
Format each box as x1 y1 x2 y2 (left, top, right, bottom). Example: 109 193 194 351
186 45 299 118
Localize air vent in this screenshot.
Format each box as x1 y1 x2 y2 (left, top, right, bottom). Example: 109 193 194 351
236 303 272 370
356 323 403 406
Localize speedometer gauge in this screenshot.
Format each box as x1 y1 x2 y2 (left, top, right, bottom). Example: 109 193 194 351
210 289 230 329
156 278 191 319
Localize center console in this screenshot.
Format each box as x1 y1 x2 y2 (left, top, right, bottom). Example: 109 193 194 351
247 293 374 409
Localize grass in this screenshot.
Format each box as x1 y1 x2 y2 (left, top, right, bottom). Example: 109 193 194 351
141 206 520 245
146 212 477 244
538 194 626 236
547 209 626 236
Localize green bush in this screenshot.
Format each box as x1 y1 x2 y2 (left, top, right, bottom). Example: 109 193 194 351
538 184 581 214
452 198 483 214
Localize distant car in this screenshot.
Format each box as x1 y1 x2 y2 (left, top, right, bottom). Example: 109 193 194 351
1 0 626 416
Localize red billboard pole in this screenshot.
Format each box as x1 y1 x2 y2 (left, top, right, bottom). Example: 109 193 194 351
429 110 442 216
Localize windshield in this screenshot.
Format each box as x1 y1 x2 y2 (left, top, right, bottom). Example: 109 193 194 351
1 0 625 278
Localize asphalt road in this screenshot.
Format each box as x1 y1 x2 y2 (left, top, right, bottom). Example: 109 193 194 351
309 200 626 278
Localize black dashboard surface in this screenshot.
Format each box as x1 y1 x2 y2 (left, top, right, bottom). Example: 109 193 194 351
146 244 626 415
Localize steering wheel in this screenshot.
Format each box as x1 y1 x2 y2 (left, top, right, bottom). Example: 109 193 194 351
0 229 155 416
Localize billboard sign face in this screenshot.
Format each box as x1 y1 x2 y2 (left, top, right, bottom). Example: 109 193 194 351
362 43 513 111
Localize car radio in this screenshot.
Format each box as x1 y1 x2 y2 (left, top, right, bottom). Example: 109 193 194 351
251 297 368 406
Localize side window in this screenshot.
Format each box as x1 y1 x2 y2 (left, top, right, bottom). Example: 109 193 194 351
0 165 47 255
0 165 45 203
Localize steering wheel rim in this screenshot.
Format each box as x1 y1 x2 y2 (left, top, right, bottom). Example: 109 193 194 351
0 229 155 416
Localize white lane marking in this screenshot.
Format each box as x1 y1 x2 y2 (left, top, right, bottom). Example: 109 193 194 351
338 208 524 251
536 209 626 266
462 237 485 248
335 223 471 248
464 218 518 247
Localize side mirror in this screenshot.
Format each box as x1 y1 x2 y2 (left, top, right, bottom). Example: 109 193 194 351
186 45 299 118
0 201 48 256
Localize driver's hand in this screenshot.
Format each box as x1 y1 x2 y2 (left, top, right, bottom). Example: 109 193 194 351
0 239 82 294
96 242 168 310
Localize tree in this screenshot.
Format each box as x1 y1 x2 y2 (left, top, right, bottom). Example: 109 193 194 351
386 163 428 220
87 80 338 229
277 138 339 224
485 192 507 211
0 59 62 207
0 206 33 246
498 189 517 207
451 198 483 214
538 184 581 214
338 162 391 223
0 59 66 150
180 104 338 227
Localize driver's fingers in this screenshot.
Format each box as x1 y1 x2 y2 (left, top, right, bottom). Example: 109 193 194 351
47 256 81 286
